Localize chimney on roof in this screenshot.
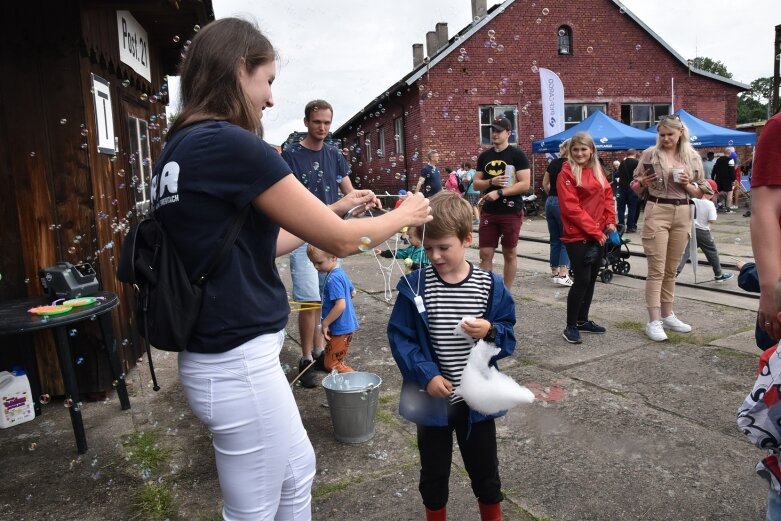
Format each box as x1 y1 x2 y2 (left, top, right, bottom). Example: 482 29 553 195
436 23 449 51
412 43 424 68
471 0 487 21
426 30 438 58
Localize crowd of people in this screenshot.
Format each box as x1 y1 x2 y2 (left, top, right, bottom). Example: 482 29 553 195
148 16 778 521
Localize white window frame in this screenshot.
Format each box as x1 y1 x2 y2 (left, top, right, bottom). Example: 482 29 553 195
128 115 152 215
479 105 518 145
564 103 606 129
365 134 372 162
621 103 671 129
394 117 404 155
377 127 385 158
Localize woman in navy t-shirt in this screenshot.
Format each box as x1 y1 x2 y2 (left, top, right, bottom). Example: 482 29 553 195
158 18 431 521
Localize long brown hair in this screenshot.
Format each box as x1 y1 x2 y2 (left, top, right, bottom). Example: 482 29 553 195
169 18 275 138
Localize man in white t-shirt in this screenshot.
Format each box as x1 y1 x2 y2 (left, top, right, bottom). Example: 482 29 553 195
677 179 734 281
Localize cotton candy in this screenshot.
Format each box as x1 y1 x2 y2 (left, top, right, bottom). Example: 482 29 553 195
454 340 534 415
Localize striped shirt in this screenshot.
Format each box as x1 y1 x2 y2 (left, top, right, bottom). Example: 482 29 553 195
424 263 491 403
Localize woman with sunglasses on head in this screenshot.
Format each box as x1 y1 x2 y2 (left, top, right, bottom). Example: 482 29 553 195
557 132 616 344
631 114 712 342
157 18 432 520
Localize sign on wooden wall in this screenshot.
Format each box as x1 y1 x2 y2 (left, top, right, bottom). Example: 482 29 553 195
91 74 116 155
116 10 151 82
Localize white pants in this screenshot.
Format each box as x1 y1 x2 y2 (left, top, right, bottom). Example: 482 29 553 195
179 331 316 520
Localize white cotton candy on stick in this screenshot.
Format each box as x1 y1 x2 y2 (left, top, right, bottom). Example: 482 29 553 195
454 340 535 415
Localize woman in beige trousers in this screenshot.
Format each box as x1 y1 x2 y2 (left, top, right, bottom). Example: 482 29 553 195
630 115 712 341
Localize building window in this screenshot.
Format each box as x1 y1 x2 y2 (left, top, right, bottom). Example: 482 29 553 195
128 115 152 215
365 134 372 162
564 104 605 129
620 104 671 129
557 26 572 55
394 117 404 155
377 127 385 158
479 105 518 145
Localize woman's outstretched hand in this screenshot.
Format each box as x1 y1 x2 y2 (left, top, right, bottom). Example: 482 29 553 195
397 192 433 227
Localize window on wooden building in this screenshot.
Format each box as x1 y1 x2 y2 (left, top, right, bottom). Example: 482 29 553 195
620 104 671 129
479 105 518 145
128 115 153 215
557 26 572 55
564 104 606 129
394 117 405 155
365 134 372 162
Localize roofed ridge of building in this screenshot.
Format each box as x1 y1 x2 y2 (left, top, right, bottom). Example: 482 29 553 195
335 0 748 137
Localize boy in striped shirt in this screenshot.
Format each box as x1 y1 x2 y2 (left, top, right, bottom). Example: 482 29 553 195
388 191 517 521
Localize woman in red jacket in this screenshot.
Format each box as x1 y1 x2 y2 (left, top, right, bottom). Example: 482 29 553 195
557 132 617 344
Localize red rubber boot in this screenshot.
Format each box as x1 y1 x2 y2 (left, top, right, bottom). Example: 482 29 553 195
478 501 502 521
425 506 446 521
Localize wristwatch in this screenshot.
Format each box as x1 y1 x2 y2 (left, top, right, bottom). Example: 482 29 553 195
484 324 497 343
497 189 504 198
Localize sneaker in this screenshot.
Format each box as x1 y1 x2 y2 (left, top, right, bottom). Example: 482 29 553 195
714 272 734 282
645 320 668 341
557 275 574 287
562 326 582 344
312 350 327 372
297 358 318 388
729 205 738 210
550 275 561 284
743 211 751 217
627 226 637 233
661 313 692 333
577 320 606 334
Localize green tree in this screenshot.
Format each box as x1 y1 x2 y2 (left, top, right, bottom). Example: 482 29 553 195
689 56 733 78
737 77 772 124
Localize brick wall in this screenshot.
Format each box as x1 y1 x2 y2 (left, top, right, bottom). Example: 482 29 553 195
336 0 743 193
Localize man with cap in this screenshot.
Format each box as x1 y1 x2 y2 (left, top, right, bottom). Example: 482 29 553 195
471 116 531 289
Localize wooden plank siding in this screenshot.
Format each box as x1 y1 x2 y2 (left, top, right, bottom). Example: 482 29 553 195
0 0 212 397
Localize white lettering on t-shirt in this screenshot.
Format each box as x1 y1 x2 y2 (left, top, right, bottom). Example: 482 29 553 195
152 161 180 207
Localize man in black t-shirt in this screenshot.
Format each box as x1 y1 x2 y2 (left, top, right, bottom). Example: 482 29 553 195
415 150 442 195
615 149 640 232
472 116 530 288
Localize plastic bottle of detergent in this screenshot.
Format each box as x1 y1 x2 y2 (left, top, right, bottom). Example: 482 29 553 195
0 367 35 428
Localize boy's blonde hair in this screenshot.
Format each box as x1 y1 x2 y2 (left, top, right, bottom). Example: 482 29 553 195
414 191 472 241
306 244 335 260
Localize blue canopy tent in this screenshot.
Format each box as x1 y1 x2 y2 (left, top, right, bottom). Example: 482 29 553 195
532 111 657 153
646 109 757 147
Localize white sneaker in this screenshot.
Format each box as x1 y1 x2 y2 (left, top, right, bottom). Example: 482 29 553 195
645 320 668 341
729 205 738 210
661 313 692 333
557 275 574 287
550 276 561 284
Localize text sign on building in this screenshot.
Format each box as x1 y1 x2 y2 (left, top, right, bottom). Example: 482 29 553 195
91 74 116 155
116 11 150 82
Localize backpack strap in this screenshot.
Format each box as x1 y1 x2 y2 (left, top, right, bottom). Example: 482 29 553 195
196 205 250 285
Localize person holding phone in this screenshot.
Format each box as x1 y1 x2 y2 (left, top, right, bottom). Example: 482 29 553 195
630 114 712 341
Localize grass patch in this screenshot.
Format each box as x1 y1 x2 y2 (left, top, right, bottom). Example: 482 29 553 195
121 431 171 470
376 409 395 426
378 393 395 406
615 320 645 332
136 481 175 521
665 332 717 346
518 295 536 303
404 434 419 452
312 480 350 498
716 347 756 359
197 514 223 521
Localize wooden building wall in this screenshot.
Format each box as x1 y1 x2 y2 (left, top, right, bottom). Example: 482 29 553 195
0 0 210 396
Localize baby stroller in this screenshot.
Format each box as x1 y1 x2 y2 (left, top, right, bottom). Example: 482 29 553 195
598 223 631 283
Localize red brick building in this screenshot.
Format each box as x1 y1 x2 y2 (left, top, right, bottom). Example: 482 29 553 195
333 0 747 194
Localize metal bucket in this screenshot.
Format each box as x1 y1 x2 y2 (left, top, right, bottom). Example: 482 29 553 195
321 372 382 444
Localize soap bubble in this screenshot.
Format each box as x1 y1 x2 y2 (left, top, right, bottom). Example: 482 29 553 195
64 398 73 408
358 237 372 252
728 139 734 146
29 443 37 451
39 394 50 404
635 44 642 51
59 118 67 125
172 35 180 43
558 29 566 36
139 93 148 101
587 46 594 53
531 66 539 73
487 29 495 38
487 58 494 64
29 151 36 157
68 329 78 337
535 18 542 24
193 24 200 32
542 8 550 15
121 79 130 88
619 7 626 14
597 87 604 95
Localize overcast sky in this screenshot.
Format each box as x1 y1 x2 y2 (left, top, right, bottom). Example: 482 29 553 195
170 0 777 145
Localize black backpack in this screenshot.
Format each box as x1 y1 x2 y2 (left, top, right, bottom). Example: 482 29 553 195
117 123 249 390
